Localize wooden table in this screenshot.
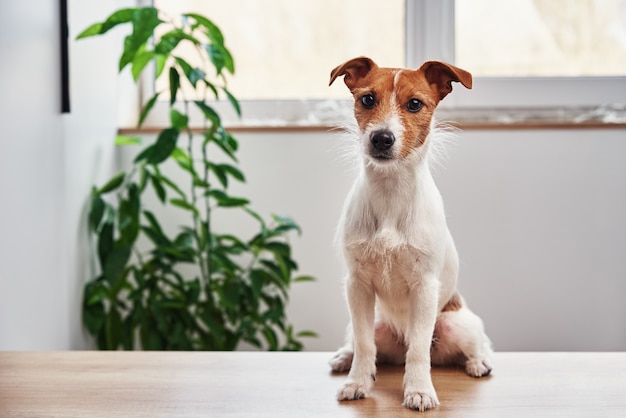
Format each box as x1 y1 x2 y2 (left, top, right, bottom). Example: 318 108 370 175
0 351 624 417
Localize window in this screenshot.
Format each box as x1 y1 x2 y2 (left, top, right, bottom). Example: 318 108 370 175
411 0 626 109
154 0 404 101
143 0 626 127
455 0 626 77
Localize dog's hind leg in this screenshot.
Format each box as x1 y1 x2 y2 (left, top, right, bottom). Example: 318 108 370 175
330 318 408 373
374 320 407 364
431 297 493 377
329 324 354 372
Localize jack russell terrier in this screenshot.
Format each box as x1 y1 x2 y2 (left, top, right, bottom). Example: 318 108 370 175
328 56 493 412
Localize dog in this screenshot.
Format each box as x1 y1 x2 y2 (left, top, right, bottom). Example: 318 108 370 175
328 57 493 412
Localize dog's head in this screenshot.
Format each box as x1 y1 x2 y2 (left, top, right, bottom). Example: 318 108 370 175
329 57 471 165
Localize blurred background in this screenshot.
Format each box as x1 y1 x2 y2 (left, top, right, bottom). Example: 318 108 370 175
1 0 625 351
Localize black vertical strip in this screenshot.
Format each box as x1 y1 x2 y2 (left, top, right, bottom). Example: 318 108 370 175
60 0 70 113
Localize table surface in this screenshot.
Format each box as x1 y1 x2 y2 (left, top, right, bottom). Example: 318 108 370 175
1 351 625 417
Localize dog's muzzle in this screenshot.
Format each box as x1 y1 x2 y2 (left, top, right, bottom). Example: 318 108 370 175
369 130 395 160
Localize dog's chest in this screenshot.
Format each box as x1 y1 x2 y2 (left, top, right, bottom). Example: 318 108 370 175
342 171 446 289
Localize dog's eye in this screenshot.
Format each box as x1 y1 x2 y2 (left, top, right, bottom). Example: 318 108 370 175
360 94 375 109
406 98 423 113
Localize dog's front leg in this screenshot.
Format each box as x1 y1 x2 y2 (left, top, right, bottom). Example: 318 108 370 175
337 276 376 401
403 274 440 411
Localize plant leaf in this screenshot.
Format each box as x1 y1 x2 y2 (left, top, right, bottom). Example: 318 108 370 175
223 87 241 116
262 326 279 351
131 50 155 81
219 279 240 309
118 183 140 244
294 275 316 283
207 162 228 188
115 135 142 146
194 101 221 126
170 109 189 130
174 230 195 252
272 214 302 235
188 67 206 88
118 7 162 72
155 29 184 55
207 190 249 207
185 13 224 45
97 172 125 194
97 221 114 271
174 57 207 89
147 128 179 164
264 241 292 258
169 67 180 105
220 163 245 183
258 260 289 296
154 54 167 79
134 144 155 163
142 210 166 237
118 35 138 72
105 307 123 350
84 280 109 307
171 148 193 171
89 194 106 232
138 93 160 128
101 8 136 33
76 23 104 40
205 44 229 75
102 244 132 285
296 330 319 338
154 170 187 200
150 174 166 203
204 80 219 99
206 128 238 162
243 207 268 235
83 294 106 335
170 198 199 216
174 57 193 77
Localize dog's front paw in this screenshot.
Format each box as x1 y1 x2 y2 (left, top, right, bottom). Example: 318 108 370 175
465 357 493 378
329 347 353 373
337 381 370 401
403 389 439 412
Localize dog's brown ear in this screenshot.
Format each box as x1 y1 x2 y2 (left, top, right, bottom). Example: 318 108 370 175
329 57 377 90
419 61 472 101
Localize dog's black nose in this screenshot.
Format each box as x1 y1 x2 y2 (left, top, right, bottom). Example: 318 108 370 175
370 130 395 150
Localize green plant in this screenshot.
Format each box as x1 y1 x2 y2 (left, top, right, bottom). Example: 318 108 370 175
79 7 316 351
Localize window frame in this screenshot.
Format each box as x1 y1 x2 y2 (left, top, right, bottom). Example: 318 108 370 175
138 0 626 128
414 0 626 109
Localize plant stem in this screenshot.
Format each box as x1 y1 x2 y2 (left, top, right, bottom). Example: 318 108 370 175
183 100 209 286
201 115 212 281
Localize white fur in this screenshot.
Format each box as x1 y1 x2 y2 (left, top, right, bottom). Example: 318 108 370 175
330 110 493 411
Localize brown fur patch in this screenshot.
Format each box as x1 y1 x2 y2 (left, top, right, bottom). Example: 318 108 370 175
395 70 437 158
346 67 441 161
329 58 472 163
441 292 464 312
350 68 398 134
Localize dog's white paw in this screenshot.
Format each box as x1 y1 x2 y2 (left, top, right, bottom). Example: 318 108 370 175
337 381 370 401
329 348 353 372
403 389 440 411
465 357 493 377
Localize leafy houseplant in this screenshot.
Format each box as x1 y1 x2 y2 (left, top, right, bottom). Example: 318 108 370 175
79 7 316 351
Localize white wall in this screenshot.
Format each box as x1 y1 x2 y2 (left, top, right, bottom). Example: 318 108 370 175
220 129 626 352
0 2 66 349
135 128 626 352
435 129 626 351
0 0 128 350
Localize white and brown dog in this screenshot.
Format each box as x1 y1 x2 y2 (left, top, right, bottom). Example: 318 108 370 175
328 57 493 412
